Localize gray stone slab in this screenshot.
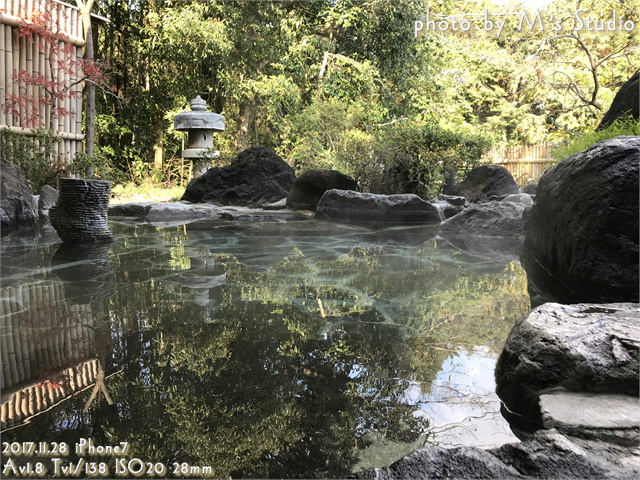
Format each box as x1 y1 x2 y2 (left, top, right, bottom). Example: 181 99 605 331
539 391 640 446
540 392 640 429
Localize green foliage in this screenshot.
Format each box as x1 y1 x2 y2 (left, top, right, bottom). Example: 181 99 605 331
0 128 66 193
282 103 491 198
88 0 638 188
551 117 640 162
412 0 639 145
371 122 492 197
69 152 128 183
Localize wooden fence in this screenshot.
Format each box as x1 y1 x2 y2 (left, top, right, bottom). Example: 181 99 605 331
0 281 97 392
483 142 555 185
0 0 85 162
0 279 102 430
1 359 99 430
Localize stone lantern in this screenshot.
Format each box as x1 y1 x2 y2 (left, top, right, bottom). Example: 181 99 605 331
174 95 225 177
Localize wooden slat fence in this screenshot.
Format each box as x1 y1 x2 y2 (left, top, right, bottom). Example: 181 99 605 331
0 0 85 163
0 279 100 430
1 359 99 430
0 281 97 392
483 142 556 185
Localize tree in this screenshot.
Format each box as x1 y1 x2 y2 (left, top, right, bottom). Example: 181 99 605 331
1 1 109 185
76 0 97 175
411 0 640 143
92 0 432 178
3 3 105 132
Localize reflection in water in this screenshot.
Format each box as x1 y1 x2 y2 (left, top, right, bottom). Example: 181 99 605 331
0 219 530 478
1 240 115 430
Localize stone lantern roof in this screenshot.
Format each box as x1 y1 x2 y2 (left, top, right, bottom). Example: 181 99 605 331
174 96 225 132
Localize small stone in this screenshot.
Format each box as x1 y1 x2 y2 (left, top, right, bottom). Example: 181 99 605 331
502 193 534 206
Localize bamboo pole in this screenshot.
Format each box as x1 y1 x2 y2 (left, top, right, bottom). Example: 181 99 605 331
40 381 48 410
43 35 51 131
26 32 34 126
27 290 40 375
32 294 44 374
35 383 42 412
17 30 26 127
1 402 9 430
6 395 16 427
5 287 20 387
0 23 6 126
26 387 35 416
9 24 17 126
42 293 53 370
19 297 30 380
11 289 25 385
67 309 76 363
13 390 21 421
63 45 70 139
37 31 45 126
57 40 65 135
51 307 61 369
1 295 11 389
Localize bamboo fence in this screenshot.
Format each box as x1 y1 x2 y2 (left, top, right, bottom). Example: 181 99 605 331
0 0 85 162
0 279 101 430
1 359 99 430
483 142 555 184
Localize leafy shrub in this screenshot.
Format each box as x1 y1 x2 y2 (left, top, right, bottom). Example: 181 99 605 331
370 122 491 198
70 152 128 184
0 128 66 192
551 116 640 162
281 100 492 198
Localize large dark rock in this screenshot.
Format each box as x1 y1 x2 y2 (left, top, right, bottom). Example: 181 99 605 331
286 169 357 211
315 189 441 225
1 159 37 235
181 146 296 206
495 302 640 423
354 445 523 479
597 70 639 130
436 201 525 262
521 136 639 305
490 429 639 479
439 201 525 238
49 178 114 243
448 164 519 203
356 428 639 479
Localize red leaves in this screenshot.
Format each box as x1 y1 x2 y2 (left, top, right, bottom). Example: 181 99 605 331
3 4 108 129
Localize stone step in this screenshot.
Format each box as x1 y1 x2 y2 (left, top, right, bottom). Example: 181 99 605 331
539 391 640 446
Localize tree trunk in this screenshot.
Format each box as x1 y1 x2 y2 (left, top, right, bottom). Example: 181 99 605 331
79 0 96 177
153 117 164 170
236 99 255 151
